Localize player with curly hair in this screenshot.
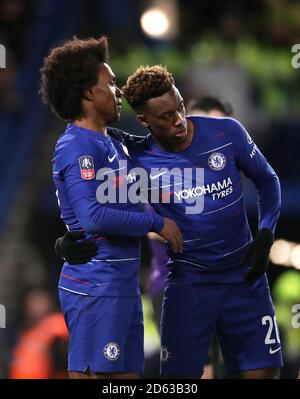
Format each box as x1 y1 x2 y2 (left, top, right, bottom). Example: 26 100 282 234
40 40 182 379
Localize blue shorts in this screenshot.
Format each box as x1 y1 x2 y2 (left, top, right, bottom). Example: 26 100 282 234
160 275 283 376
59 289 144 373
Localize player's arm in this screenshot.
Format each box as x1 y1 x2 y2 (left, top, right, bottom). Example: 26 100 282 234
56 190 182 261
145 204 165 243
58 137 162 236
55 140 182 261
227 118 281 281
109 128 148 151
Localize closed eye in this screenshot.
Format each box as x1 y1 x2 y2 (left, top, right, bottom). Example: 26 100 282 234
163 112 173 119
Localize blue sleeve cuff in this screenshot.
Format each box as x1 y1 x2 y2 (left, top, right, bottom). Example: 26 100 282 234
150 213 164 234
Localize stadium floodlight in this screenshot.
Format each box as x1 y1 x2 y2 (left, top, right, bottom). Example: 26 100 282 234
140 0 178 40
270 239 294 266
141 9 169 38
290 245 300 270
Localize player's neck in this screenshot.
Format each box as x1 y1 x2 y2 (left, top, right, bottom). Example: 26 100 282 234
73 116 108 136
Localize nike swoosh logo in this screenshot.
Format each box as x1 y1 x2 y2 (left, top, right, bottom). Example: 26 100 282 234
149 171 167 180
269 346 281 355
108 154 117 163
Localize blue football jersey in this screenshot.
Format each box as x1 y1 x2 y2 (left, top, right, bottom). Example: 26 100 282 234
110 116 281 283
52 124 163 296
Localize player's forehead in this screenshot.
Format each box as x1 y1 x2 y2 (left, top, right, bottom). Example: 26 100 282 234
99 63 116 82
147 85 183 114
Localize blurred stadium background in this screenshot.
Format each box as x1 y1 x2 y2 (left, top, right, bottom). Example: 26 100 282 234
0 0 299 378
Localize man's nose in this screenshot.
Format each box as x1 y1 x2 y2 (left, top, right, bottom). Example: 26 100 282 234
174 112 184 126
116 86 123 97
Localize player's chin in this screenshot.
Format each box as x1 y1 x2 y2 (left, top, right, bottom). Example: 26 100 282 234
111 111 121 122
173 131 187 141
174 126 187 137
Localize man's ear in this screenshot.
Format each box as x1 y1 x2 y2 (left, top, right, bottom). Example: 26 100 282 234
83 86 95 102
137 114 149 129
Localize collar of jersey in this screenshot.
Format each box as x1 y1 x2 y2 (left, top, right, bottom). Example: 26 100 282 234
67 123 111 142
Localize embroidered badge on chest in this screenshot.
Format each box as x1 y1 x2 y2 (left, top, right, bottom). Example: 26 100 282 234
208 152 226 171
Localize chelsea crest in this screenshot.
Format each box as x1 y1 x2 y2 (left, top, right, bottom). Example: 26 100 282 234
208 152 226 171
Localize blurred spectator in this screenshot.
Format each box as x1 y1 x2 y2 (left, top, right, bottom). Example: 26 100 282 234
0 237 47 326
10 288 68 379
0 57 23 114
187 95 233 117
0 235 48 380
184 58 266 136
0 0 32 63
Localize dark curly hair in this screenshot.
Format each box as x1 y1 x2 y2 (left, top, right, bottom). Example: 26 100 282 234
39 36 108 120
187 95 233 116
122 65 175 111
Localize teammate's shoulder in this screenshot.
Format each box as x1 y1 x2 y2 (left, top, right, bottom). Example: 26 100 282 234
188 114 232 127
108 127 149 150
56 124 105 153
108 127 146 142
108 127 127 142
189 116 229 139
192 115 245 133
223 117 249 143
54 125 107 172
224 116 244 130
